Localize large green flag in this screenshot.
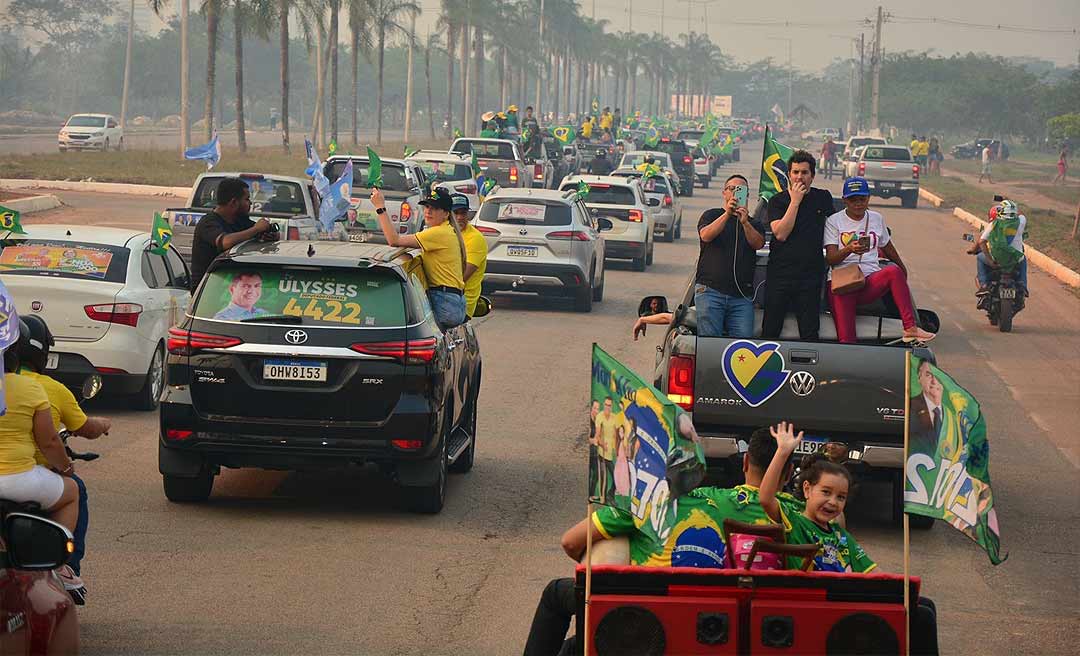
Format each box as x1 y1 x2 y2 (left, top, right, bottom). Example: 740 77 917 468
906 355 1007 565
0 205 26 235
575 180 590 200
551 125 576 145
590 344 705 544
986 217 1024 270
366 147 383 188
149 212 172 255
758 125 795 201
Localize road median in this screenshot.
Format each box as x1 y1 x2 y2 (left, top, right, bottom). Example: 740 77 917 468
1 178 190 198
0 193 62 214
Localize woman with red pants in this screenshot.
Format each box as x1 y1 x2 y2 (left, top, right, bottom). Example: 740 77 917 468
823 177 937 344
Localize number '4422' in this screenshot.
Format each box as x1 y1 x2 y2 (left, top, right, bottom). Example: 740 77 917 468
282 297 362 324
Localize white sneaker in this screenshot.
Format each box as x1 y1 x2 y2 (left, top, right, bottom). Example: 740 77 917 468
56 565 87 605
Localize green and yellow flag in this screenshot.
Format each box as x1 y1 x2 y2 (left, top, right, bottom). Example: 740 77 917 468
366 147 383 188
644 126 660 148
758 125 795 201
551 125 576 146
0 205 26 235
576 180 590 200
905 354 1007 565
470 151 482 179
149 212 172 255
986 216 1024 270
328 139 338 156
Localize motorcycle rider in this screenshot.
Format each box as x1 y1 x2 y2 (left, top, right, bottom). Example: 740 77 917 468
587 148 614 175
967 199 1028 297
18 315 111 604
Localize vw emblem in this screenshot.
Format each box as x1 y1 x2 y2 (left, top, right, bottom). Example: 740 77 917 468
284 329 308 345
789 371 816 397
519 228 528 236
30 300 44 312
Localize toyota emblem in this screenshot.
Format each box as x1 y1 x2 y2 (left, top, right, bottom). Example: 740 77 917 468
789 371 816 397
284 329 308 345
519 228 528 236
30 300 44 312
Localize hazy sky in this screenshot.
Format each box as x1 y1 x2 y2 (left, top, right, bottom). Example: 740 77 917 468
19 0 1080 73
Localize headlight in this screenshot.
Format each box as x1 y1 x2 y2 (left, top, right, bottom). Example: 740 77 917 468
93 131 104 137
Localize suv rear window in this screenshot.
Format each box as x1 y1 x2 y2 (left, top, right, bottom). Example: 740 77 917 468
0 240 130 283
863 146 912 161
413 160 473 182
655 141 689 155
192 176 308 215
451 141 517 160
641 178 669 194
561 183 636 205
620 154 671 168
477 200 571 226
848 138 885 150
676 131 704 140
325 161 413 193
193 264 406 327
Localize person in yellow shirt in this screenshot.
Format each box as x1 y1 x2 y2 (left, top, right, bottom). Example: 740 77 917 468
451 194 487 318
599 107 613 131
372 186 467 329
581 117 594 139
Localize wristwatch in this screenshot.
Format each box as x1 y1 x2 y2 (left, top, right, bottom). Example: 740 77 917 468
375 207 386 215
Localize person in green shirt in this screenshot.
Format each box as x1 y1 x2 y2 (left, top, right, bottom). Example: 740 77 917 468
760 422 876 573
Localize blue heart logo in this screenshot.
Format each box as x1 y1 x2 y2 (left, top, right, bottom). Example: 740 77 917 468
721 340 791 408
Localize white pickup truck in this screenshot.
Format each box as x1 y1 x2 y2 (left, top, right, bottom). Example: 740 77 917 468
853 145 921 208
324 155 426 243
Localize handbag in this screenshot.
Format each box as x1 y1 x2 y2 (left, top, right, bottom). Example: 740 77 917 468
830 213 870 295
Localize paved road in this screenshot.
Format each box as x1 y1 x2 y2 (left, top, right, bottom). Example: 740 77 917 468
15 149 1080 654
1 127 409 155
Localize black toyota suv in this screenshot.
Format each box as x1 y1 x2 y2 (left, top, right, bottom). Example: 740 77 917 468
654 138 695 197
158 240 485 513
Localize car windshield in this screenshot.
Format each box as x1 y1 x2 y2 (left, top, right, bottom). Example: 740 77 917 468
477 200 571 226
863 146 913 161
412 160 472 182
561 183 635 205
193 263 407 327
0 239 130 283
192 176 308 215
324 161 413 193
66 116 107 128
849 138 885 149
655 141 688 155
451 141 517 159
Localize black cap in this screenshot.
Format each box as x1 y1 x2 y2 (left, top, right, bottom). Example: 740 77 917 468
419 186 453 211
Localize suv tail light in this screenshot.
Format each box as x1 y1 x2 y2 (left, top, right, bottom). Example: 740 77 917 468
628 209 644 223
401 201 412 222
167 327 243 355
534 164 544 180
548 230 590 241
457 183 477 194
509 166 519 184
663 195 672 207
682 155 692 164
912 164 920 179
350 337 437 364
84 303 142 327
667 354 695 411
476 225 500 236
287 226 300 240
858 162 866 176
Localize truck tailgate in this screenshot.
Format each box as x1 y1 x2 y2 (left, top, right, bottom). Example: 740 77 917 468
692 337 906 438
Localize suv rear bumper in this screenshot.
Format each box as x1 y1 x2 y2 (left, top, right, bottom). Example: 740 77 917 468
484 260 589 291
868 180 919 197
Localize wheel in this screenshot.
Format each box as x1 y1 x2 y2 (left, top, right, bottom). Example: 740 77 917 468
661 224 674 243
901 191 918 208
645 242 654 266
674 220 682 240
702 177 710 189
684 181 694 197
103 138 110 152
117 137 124 151
591 266 605 302
404 438 447 514
449 386 478 474
573 277 593 312
133 345 165 411
998 297 1013 332
989 310 999 326
908 513 935 530
632 252 646 272
163 472 213 502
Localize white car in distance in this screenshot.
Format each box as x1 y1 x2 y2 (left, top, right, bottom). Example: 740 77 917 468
58 113 124 152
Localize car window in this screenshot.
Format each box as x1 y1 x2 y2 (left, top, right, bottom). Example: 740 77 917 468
192 176 307 215
164 246 189 287
325 161 413 193
560 183 635 206
641 177 669 194
863 146 912 161
413 160 473 182
193 264 407 327
0 240 129 283
451 141 517 159
107 118 118 128
477 200 572 226
143 252 169 288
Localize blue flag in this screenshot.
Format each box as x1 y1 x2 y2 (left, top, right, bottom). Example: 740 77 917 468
304 138 330 196
184 132 221 170
0 279 20 416
318 160 353 232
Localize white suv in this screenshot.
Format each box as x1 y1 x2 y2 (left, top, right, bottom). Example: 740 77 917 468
560 175 656 272
59 113 124 152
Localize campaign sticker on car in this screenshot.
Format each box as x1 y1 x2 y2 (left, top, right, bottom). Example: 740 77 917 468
353 211 379 231
794 435 829 456
498 203 545 221
263 359 328 382
506 245 538 257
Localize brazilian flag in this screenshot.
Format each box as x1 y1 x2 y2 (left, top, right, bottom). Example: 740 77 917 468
0 205 26 235
644 126 660 148
149 212 172 255
551 125 576 146
758 125 795 201
986 217 1024 270
576 180 590 200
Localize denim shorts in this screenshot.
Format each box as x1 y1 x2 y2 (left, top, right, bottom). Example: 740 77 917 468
428 289 466 330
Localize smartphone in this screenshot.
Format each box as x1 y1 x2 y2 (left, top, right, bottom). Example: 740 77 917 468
857 235 872 249
993 194 1005 202
734 185 749 208
963 233 976 242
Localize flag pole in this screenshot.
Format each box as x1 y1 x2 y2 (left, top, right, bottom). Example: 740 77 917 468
583 501 594 656
903 350 912 656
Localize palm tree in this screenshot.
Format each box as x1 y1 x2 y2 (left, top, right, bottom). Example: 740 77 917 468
328 0 339 143
278 0 290 151
367 0 420 145
347 0 373 145
203 0 221 140
232 1 276 153
148 0 191 151
424 31 443 139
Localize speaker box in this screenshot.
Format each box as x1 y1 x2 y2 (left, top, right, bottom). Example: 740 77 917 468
587 594 740 655
751 599 906 655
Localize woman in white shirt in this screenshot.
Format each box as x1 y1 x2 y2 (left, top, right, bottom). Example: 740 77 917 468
823 177 937 344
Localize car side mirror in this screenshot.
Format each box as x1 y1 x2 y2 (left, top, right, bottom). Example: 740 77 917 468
473 295 493 318
596 217 614 231
2 513 73 570
638 295 669 317
648 198 660 207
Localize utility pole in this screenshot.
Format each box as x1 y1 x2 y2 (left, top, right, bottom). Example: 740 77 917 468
870 5 883 132
180 0 190 153
627 0 633 32
847 40 855 137
120 0 135 129
404 13 416 142
858 33 865 133
787 38 793 119
660 0 665 36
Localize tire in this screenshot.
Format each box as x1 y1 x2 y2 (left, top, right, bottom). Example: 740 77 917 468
449 386 478 474
999 297 1013 332
574 272 593 312
117 137 124 151
632 252 646 272
702 177 710 189
103 138 110 152
989 310 999 326
661 224 674 243
645 241 654 266
901 191 919 209
163 472 213 503
591 266 605 302
404 438 447 514
685 181 694 197
674 220 682 240
908 513 936 530
133 345 165 411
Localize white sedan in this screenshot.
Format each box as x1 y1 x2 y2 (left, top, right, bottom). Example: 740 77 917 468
58 113 124 152
1 226 190 409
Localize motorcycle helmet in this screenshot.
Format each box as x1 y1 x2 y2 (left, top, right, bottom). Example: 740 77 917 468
17 314 53 373
997 199 1018 220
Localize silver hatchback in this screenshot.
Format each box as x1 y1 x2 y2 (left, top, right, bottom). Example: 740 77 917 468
475 188 611 313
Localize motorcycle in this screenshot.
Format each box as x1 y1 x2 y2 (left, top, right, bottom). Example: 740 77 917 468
964 233 1025 332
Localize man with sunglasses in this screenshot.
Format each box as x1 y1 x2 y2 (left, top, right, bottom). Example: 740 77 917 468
694 174 766 337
